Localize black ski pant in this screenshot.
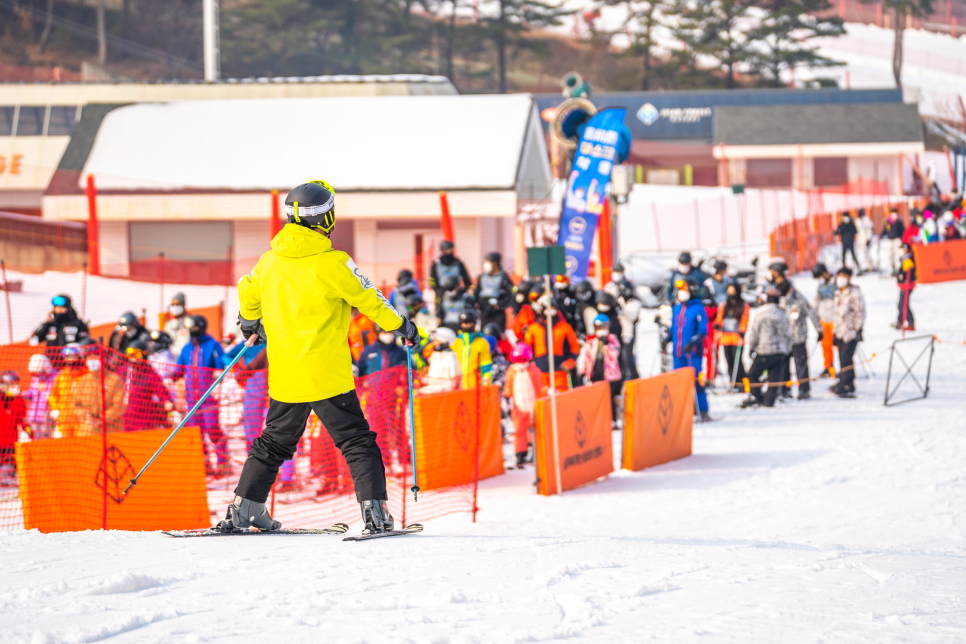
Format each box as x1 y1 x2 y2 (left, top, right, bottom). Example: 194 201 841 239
480 308 507 334
235 391 386 504
620 337 639 381
747 353 786 407
898 289 914 327
782 343 811 395
842 243 860 271
723 345 746 387
835 338 858 391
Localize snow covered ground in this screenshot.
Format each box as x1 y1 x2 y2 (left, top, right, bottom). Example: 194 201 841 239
2 273 965 643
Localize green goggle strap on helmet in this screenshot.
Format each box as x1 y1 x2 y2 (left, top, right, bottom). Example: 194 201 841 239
292 201 301 224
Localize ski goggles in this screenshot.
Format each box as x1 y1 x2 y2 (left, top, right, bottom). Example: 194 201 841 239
125 346 146 360
63 345 85 358
674 279 689 290
51 295 68 307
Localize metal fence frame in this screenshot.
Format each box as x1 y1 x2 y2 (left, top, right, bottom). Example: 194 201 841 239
883 335 935 407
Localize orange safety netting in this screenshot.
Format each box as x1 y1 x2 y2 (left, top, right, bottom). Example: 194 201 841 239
0 343 474 532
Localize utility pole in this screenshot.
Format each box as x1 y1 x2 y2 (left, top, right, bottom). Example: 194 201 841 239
203 0 220 82
96 0 106 64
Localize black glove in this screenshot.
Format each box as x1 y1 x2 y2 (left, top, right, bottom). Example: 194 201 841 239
681 341 694 354
856 328 864 342
395 316 421 346
238 316 264 346
816 331 824 342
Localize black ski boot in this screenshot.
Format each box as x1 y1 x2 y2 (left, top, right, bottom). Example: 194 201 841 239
515 451 528 468
216 495 281 532
360 500 394 535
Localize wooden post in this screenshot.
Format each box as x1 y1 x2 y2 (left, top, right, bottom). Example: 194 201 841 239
85 175 100 276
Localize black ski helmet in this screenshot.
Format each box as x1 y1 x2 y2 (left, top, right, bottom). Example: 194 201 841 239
118 311 139 330
147 330 173 353
187 315 208 336
397 269 414 285
285 180 336 233
483 322 502 338
459 310 480 326
595 291 617 309
484 251 502 265
575 280 595 301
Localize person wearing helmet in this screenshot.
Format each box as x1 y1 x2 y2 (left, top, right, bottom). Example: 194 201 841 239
163 293 192 358
109 311 150 354
47 343 91 438
604 262 636 304
594 291 622 339
1 370 26 469
30 294 89 350
176 315 229 474
894 243 917 332
429 240 472 314
663 277 711 421
389 269 422 317
510 280 536 340
524 294 580 391
811 262 836 377
450 310 492 388
577 315 623 422
23 354 55 440
122 339 173 433
881 210 905 276
356 324 408 377
666 252 708 301
437 275 470 330
502 343 546 468
348 308 377 362
741 287 793 408
228 180 420 535
705 261 733 307
146 330 179 382
552 275 580 330
473 252 515 333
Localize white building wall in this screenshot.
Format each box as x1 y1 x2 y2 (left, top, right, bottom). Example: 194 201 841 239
100 221 129 277
233 220 271 281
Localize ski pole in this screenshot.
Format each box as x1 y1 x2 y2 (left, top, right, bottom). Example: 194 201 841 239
124 334 258 495
406 344 420 502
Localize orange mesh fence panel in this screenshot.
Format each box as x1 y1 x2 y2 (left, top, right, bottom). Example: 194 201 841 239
622 369 694 472
412 385 504 492
17 427 208 533
913 239 966 283
1 346 475 532
533 381 613 496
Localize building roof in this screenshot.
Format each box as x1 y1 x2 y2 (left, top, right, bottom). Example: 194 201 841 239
713 103 923 146
72 94 548 193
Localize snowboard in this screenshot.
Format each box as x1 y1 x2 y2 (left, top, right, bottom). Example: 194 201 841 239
343 523 424 542
163 523 350 538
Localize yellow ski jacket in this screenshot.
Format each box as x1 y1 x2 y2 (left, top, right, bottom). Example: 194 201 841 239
239 224 403 403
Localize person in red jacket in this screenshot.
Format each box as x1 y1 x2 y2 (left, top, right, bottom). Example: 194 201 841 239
1 371 26 474
523 296 580 391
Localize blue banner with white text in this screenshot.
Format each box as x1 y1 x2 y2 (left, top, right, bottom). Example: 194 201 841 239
557 108 627 280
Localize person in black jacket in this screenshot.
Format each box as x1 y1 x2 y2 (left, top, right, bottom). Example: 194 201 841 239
834 212 860 272
108 311 151 354
429 241 472 313
881 210 906 276
30 294 89 348
473 252 515 332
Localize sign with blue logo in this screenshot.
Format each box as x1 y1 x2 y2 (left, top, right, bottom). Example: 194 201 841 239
557 107 628 280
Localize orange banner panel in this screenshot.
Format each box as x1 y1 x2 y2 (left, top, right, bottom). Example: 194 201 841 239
534 381 613 496
622 368 694 471
414 385 504 492
16 427 210 533
913 240 966 284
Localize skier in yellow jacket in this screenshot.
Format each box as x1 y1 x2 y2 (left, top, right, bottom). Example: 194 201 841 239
224 180 420 535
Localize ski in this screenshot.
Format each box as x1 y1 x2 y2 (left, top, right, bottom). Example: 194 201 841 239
163 523 350 538
343 523 424 542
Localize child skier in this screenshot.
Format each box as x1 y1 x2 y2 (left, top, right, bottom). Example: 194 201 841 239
502 343 545 468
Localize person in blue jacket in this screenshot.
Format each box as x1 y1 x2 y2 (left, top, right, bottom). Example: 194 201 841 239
664 277 711 422
177 315 229 474
356 325 408 377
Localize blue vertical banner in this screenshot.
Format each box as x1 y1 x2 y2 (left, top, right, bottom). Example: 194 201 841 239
557 108 629 280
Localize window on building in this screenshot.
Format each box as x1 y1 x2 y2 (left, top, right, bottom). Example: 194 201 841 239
47 106 78 136
813 157 848 188
746 159 792 188
0 108 13 135
16 106 46 136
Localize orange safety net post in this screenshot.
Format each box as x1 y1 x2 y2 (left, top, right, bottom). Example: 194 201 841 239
533 381 613 496
622 369 694 472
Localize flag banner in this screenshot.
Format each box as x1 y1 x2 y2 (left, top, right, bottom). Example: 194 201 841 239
557 108 627 280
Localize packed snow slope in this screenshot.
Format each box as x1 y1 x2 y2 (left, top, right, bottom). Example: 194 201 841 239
2 274 966 643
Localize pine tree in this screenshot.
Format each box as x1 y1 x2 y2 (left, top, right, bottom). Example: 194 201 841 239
862 0 934 87
748 0 845 87
605 0 674 90
480 0 569 93
672 0 755 89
